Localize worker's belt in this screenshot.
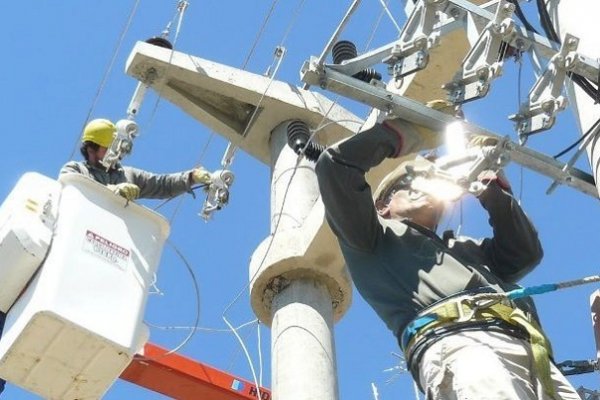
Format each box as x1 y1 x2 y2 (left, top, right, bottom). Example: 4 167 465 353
400 293 558 399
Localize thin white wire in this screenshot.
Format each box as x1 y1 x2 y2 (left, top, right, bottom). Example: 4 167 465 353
218 48 292 400
136 239 201 363
158 239 201 357
371 382 380 400
220 147 304 399
221 0 306 168
299 0 390 159
196 0 289 174
278 0 307 49
68 0 142 160
257 321 264 386
516 53 525 204
364 0 388 50
218 3 309 394
222 315 264 398
377 0 402 33
143 1 190 131
242 0 281 69
145 318 257 332
413 380 421 400
221 47 288 168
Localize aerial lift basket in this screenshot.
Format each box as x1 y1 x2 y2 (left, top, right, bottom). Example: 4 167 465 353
0 173 169 400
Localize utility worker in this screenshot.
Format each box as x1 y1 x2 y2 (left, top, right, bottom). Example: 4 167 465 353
60 118 220 200
315 105 580 399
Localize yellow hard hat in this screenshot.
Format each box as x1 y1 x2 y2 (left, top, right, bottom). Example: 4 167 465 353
82 119 116 148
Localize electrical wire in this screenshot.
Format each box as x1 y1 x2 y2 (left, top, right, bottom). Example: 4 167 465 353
217 3 309 397
516 51 525 203
277 0 307 54
225 322 257 373
220 0 307 168
377 0 402 34
137 238 201 362
220 46 288 168
193 0 288 178
364 1 387 50
143 0 190 133
217 0 309 308
536 0 599 101
257 321 264 386
67 0 142 161
552 117 600 159
152 184 208 211
506 0 538 34
242 0 281 69
145 318 258 332
220 160 299 400
298 0 394 160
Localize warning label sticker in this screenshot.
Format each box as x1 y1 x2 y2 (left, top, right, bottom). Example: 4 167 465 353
83 230 130 270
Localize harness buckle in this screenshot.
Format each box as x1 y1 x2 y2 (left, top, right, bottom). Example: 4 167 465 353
456 296 502 323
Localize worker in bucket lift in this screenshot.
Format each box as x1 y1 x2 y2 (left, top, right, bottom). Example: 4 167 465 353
315 101 580 399
59 118 223 200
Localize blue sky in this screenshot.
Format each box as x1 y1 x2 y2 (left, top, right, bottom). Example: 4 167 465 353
1 1 599 399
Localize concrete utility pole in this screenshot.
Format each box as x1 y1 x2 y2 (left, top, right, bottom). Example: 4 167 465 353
259 123 338 399
126 43 356 400
548 0 600 195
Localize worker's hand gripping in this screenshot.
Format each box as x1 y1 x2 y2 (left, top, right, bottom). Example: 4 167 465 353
191 167 212 185
465 135 511 194
107 183 140 201
199 169 234 221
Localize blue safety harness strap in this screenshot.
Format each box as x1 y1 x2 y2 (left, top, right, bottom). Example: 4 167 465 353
400 314 438 350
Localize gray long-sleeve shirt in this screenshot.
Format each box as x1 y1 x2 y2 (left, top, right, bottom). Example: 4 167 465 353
60 161 194 200
315 124 543 336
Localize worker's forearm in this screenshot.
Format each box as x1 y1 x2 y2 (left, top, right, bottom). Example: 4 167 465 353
479 183 543 281
125 167 192 199
325 123 400 171
315 125 402 252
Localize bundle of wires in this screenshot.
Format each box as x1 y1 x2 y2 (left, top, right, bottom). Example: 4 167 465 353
535 0 599 102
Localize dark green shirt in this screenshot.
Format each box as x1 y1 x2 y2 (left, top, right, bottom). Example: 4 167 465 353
315 124 543 336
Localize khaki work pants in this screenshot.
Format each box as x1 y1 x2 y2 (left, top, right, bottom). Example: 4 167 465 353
418 330 581 400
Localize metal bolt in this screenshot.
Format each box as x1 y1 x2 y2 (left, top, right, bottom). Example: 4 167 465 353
515 39 525 50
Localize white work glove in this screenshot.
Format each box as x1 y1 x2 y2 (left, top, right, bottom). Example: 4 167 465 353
466 135 511 194
107 183 140 201
191 167 212 185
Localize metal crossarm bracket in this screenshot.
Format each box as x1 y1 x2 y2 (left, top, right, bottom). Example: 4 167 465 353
444 0 515 103
301 65 597 198
384 0 447 79
509 34 580 137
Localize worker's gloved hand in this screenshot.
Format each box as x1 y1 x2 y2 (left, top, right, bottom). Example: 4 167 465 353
191 167 212 185
467 134 499 150
107 183 140 201
379 99 458 156
466 135 511 193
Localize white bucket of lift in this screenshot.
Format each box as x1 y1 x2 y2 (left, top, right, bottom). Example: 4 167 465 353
0 172 60 313
0 173 170 400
